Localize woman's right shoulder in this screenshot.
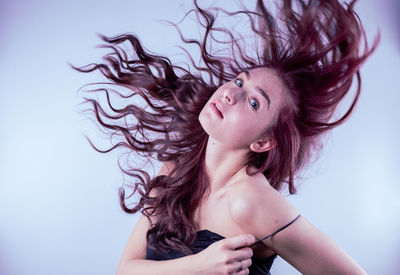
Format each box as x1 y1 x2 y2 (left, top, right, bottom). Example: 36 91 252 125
157 161 175 177
146 161 175 219
150 161 175 196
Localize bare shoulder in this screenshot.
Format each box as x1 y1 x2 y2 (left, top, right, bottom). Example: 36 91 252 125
147 161 175 222
157 161 175 176
227 172 299 244
227 173 366 274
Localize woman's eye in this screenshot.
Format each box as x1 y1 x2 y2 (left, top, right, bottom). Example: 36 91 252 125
249 98 259 110
235 79 243 88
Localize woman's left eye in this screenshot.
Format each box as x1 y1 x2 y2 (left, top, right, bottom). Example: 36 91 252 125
249 98 259 110
235 79 243 88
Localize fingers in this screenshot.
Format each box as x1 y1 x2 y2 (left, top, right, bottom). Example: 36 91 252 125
230 246 253 262
236 268 250 275
222 234 255 250
236 258 252 271
205 234 255 274
229 258 252 274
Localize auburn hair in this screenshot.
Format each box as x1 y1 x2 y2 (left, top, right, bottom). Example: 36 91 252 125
71 0 379 254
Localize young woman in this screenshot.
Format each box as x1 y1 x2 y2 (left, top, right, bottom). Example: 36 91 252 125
73 0 379 274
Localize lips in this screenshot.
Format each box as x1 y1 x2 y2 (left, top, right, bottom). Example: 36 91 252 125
211 101 224 118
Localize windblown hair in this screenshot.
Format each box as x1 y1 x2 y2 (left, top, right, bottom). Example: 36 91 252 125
72 0 379 254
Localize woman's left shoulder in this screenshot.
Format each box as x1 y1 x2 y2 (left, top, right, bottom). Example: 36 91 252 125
227 172 299 240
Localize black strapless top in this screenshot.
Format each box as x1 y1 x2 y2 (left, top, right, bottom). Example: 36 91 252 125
146 229 277 274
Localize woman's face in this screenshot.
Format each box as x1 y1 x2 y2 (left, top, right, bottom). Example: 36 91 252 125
199 67 286 150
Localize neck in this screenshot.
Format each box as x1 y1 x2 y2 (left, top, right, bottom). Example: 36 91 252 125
204 136 249 192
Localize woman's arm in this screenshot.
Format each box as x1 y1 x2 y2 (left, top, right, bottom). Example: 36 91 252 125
228 178 366 275
268 215 366 275
116 214 198 275
116 161 190 274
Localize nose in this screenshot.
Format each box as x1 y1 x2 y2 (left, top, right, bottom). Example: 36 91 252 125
223 88 237 104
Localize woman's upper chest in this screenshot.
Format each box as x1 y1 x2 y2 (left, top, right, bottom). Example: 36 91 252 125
194 170 270 234
194 189 237 234
194 181 276 258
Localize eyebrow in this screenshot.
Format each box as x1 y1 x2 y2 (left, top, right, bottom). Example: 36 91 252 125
243 70 271 109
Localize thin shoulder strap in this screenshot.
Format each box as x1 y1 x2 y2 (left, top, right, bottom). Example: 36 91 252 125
251 214 301 247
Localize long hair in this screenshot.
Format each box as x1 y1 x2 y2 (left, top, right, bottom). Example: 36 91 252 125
71 0 379 254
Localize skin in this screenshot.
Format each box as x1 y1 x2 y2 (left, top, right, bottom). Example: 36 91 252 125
198 67 284 191
116 68 367 275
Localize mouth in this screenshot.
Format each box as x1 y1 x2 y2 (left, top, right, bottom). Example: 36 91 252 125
211 102 224 118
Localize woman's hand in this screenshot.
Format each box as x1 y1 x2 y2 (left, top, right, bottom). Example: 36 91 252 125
192 234 255 275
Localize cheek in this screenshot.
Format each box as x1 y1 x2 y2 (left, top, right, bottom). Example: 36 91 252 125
228 117 262 144
232 113 272 140
230 110 260 129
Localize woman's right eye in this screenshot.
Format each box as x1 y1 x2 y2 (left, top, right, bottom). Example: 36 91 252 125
235 78 243 88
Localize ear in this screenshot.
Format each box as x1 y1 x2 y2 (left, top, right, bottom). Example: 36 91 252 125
249 138 276 153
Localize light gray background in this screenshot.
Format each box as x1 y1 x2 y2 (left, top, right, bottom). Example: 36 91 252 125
0 0 399 274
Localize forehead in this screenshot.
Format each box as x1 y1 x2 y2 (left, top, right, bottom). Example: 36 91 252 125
245 67 282 88
242 67 285 102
